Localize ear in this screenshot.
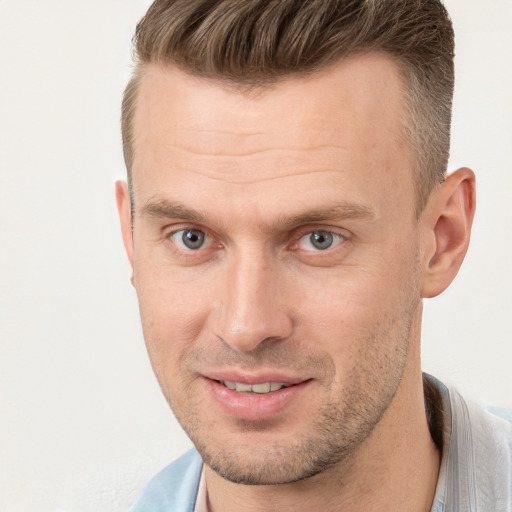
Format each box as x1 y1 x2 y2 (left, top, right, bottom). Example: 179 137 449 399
115 180 134 276
421 168 476 298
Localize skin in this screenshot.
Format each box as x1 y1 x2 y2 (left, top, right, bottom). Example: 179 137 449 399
117 53 475 512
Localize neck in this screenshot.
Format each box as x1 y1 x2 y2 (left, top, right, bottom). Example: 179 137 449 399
205 310 440 512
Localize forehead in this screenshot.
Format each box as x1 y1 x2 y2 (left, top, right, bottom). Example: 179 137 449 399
130 53 416 218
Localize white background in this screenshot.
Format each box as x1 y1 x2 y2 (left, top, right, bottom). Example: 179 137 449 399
0 1 510 510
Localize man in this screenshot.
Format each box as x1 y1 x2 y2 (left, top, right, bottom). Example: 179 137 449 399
116 1 512 511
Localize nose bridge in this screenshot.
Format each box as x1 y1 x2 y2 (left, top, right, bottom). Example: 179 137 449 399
217 246 292 352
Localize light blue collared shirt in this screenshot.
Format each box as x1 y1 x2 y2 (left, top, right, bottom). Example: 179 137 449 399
129 377 512 512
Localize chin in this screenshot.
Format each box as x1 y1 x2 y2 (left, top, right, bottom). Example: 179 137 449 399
204 445 337 486
189 415 369 486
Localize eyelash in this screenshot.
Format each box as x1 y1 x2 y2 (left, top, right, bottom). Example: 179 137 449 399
295 230 346 252
164 225 350 257
165 225 218 260
169 228 212 251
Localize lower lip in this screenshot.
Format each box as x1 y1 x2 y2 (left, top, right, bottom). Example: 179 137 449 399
205 378 311 421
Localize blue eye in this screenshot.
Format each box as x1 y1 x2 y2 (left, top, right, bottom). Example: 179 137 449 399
298 230 344 251
170 229 209 250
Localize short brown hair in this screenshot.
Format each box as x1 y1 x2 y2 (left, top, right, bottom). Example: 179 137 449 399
122 0 455 212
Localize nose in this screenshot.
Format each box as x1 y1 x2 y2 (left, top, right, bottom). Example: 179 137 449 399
214 251 294 353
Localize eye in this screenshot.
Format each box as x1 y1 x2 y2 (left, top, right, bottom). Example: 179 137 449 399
170 228 210 251
298 230 345 251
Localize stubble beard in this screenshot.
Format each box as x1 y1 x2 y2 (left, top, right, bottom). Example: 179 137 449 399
165 315 412 487
199 384 402 486
154 253 421 486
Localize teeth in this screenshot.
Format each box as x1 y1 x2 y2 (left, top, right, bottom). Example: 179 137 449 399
222 381 289 394
235 382 253 392
252 383 271 394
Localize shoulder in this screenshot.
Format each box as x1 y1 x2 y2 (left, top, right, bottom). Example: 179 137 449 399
481 405 512 463
487 406 512 426
128 448 203 512
460 394 512 449
428 375 512 511
444 385 512 510
445 384 512 469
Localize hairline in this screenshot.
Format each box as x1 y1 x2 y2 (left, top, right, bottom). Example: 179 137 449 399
123 52 437 218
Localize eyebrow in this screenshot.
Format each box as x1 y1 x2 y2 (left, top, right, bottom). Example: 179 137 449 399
280 203 375 229
142 199 209 224
141 198 375 229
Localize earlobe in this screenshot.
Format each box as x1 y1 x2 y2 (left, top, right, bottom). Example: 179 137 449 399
115 180 135 276
421 168 476 298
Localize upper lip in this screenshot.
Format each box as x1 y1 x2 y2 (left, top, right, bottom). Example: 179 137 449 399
203 369 309 385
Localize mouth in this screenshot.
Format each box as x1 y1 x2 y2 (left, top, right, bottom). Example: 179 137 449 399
205 376 311 421
218 381 293 394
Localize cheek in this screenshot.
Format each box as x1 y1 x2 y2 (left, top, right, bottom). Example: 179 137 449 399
135 243 216 323
293 249 420 351
134 265 215 382
294 268 392 327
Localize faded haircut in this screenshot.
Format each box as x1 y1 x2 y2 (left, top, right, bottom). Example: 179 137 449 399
122 0 455 213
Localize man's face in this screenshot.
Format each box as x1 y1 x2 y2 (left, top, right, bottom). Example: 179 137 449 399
124 53 425 484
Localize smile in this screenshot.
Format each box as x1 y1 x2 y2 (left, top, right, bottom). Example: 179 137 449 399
221 381 292 394
208 378 311 421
